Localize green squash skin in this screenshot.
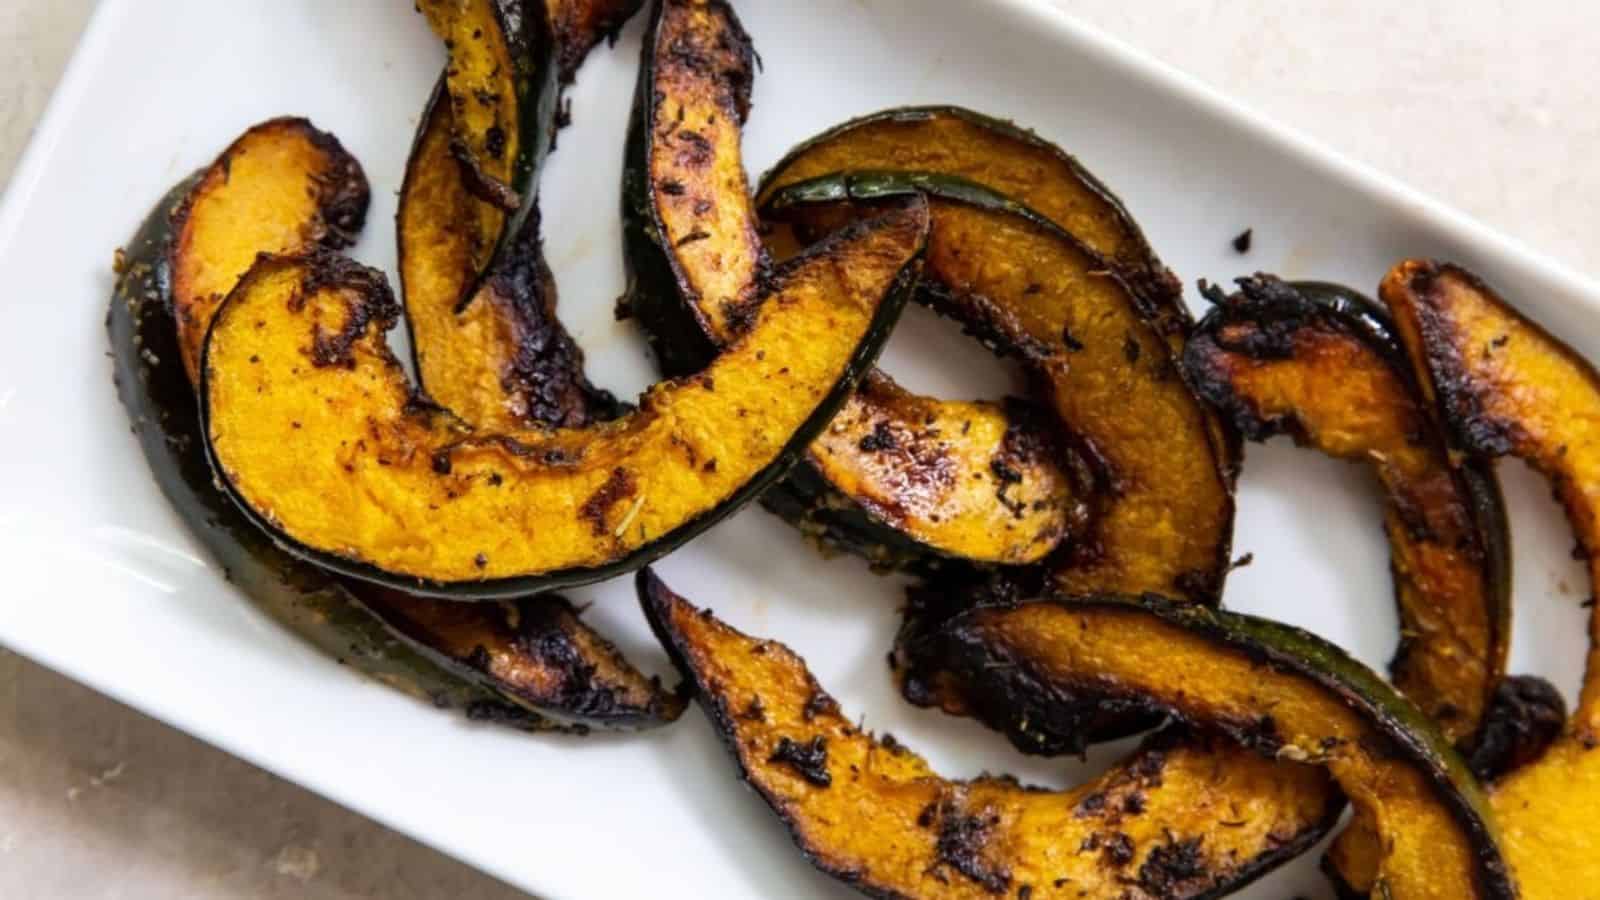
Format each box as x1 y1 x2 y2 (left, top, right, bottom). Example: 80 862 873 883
1189 278 1515 758
934 595 1516 900
618 0 749 378
107 176 553 731
756 105 1189 340
200 209 925 601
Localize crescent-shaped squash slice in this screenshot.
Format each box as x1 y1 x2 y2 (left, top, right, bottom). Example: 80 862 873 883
357 590 683 728
1347 259 1600 900
639 571 1342 899
401 0 646 431
904 596 1515 899
415 0 556 235
764 173 1235 600
620 3 1081 570
1183 274 1511 743
168 118 368 382
400 78 622 432
547 0 644 79
111 128 680 730
201 203 926 597
756 106 1187 343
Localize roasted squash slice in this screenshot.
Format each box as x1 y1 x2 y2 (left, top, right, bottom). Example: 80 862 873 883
621 0 764 374
112 143 679 730
621 7 1081 570
1183 274 1511 742
765 173 1235 599
640 571 1342 899
1360 259 1600 899
402 0 646 431
201 204 926 597
900 595 1515 899
168 118 368 382
547 0 644 80
400 80 621 432
755 105 1187 346
416 0 556 235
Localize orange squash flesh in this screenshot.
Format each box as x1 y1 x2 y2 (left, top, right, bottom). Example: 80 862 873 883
1375 260 1600 900
640 572 1341 899
399 83 618 432
168 118 367 382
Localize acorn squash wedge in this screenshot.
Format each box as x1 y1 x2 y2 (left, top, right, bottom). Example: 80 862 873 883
112 121 681 731
898 594 1515 899
1183 274 1512 743
201 203 926 597
1357 259 1600 900
621 6 1082 571
763 172 1235 600
639 571 1342 899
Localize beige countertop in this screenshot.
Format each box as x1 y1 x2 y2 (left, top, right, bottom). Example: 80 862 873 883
3 2 1596 898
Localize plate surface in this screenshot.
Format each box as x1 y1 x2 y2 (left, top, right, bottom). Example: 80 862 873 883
2 1 1597 897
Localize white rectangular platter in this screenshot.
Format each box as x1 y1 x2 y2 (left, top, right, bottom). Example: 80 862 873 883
2 1 1597 897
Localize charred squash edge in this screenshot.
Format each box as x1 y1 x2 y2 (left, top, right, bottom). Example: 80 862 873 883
398 76 625 430
1183 275 1512 744
762 171 1238 599
120 153 679 731
754 105 1187 340
418 0 560 281
639 570 1344 900
926 595 1516 900
199 207 926 599
620 0 761 377
167 117 368 382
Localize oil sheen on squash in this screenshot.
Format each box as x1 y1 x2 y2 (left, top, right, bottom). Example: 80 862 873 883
1362 259 1600 900
621 4 1080 569
202 205 925 596
168 118 368 382
1183 275 1511 742
639 571 1341 900
917 597 1515 900
766 174 1235 599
